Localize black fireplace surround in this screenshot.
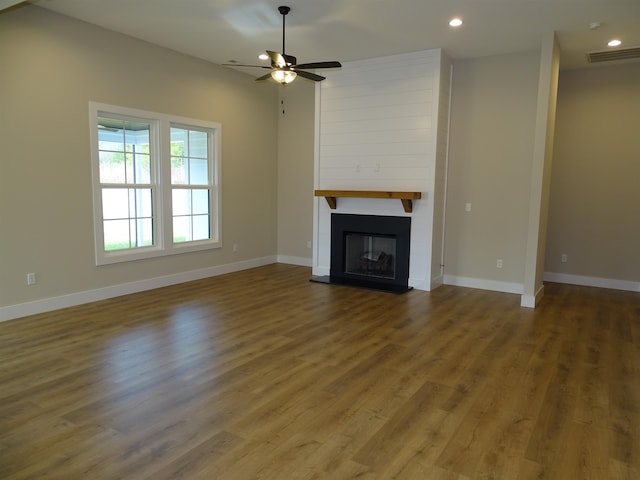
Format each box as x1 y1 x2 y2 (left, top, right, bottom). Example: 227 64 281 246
323 213 412 293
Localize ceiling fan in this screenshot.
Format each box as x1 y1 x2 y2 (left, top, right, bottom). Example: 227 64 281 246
224 5 341 84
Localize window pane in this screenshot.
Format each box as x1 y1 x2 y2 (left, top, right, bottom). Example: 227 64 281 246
171 127 188 152
126 152 150 184
98 134 124 152
132 125 150 149
170 128 187 182
125 153 134 184
129 188 152 218
99 151 125 183
98 117 125 151
104 219 131 250
102 189 129 220
135 188 153 217
124 121 150 154
171 157 187 185
172 189 189 216
189 158 208 185
129 218 153 248
189 130 208 158
192 189 209 215
192 214 210 241
136 218 153 246
138 153 151 184
173 216 188 243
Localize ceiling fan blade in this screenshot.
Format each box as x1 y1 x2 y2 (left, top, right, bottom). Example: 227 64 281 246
267 50 285 68
267 50 297 68
222 64 271 69
295 70 326 82
255 73 273 82
294 61 342 70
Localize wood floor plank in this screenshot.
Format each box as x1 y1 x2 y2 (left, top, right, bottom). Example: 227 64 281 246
141 430 244 480
1 264 639 479
351 380 454 471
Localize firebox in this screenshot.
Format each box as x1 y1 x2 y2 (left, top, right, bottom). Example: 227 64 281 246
322 213 412 293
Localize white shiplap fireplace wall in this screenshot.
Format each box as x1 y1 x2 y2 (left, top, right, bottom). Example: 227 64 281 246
312 49 452 291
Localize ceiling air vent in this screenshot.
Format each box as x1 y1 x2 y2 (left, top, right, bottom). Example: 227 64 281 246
587 46 640 63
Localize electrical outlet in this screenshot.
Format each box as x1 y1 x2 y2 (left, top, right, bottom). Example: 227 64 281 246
465 203 472 212
496 259 503 269
561 254 568 263
233 243 238 252
306 241 312 249
27 272 36 285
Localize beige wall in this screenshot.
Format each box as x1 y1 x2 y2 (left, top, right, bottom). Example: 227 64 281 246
545 62 640 284
276 81 316 264
0 6 278 309
444 51 540 291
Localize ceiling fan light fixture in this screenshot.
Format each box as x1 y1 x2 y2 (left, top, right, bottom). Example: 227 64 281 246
271 69 297 84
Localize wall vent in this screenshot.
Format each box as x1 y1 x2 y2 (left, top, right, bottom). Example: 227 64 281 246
587 46 640 63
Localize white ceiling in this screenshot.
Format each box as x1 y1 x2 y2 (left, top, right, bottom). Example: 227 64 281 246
12 0 640 73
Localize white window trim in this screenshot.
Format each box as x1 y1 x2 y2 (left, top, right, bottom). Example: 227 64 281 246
89 102 222 265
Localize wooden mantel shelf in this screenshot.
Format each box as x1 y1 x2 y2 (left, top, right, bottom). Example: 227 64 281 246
314 190 422 213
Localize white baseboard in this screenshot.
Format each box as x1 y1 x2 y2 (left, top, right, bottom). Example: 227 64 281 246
544 272 640 292
277 255 312 267
520 284 545 308
0 256 277 323
406 276 426 291
406 275 441 292
312 265 330 277
443 275 524 295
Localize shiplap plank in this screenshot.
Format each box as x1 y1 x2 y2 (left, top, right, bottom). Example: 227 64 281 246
319 155 433 169
320 104 432 125
321 129 433 146
320 117 433 135
321 91 433 112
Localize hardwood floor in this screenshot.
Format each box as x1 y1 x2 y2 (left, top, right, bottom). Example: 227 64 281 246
1 263 639 479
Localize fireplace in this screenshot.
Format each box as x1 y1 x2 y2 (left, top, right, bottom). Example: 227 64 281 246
314 213 411 293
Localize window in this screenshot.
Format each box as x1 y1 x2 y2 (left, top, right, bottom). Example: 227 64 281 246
90 103 220 265
170 126 211 243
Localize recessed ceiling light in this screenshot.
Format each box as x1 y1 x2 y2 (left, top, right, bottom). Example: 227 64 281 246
608 39 622 47
258 53 269 60
449 18 463 27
